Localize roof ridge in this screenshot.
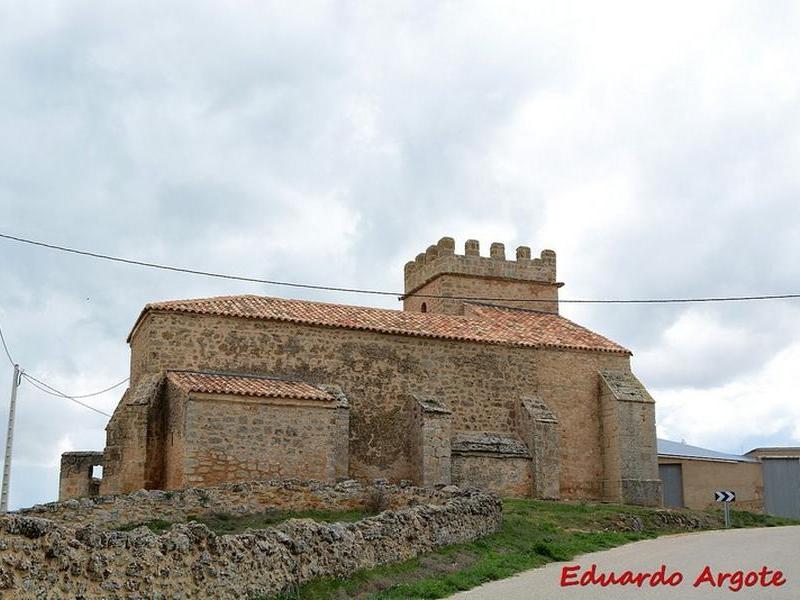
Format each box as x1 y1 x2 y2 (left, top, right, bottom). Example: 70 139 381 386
463 301 556 315
130 294 631 355
167 369 313 384
657 438 757 463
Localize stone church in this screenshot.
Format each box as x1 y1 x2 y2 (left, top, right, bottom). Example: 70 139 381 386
59 237 661 506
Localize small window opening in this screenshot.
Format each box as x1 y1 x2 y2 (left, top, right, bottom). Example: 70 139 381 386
421 302 427 313
92 465 103 479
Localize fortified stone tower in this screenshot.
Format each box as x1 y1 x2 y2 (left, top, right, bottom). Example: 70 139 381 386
403 237 563 315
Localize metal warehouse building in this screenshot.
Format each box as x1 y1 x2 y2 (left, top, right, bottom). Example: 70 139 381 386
658 439 800 519
745 447 800 519
657 438 762 512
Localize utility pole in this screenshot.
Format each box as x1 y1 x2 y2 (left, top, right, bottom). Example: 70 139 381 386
1 364 21 513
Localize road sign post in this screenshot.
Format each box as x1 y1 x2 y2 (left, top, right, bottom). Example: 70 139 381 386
714 490 736 528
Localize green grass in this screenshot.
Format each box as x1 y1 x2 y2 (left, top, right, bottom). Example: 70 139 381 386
267 500 798 600
112 500 797 599
115 518 175 533
726 508 798 528
114 508 372 535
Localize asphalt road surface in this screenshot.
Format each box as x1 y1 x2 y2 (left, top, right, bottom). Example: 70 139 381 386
449 526 800 600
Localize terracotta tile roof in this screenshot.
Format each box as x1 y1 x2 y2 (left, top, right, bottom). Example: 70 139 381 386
166 370 334 401
133 295 630 355
465 304 631 354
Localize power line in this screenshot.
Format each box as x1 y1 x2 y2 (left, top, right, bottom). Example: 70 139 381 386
0 317 125 415
22 374 112 418
30 375 128 399
0 325 14 366
0 232 399 298
2 231 800 305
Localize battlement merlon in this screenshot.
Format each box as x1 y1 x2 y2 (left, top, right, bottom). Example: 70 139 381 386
403 237 560 296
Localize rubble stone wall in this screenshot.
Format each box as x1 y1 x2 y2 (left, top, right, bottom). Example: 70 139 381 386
2 482 501 600
20 479 455 530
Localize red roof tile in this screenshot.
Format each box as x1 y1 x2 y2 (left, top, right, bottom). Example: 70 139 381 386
166 371 334 401
133 295 630 355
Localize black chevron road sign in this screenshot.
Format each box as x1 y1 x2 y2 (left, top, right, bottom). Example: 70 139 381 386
714 490 736 502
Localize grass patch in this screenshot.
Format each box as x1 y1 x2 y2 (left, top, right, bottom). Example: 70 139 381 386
727 509 798 528
114 518 174 533
269 499 798 600
114 508 372 535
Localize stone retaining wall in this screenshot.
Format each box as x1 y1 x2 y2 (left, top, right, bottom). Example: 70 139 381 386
2 482 501 599
18 479 452 530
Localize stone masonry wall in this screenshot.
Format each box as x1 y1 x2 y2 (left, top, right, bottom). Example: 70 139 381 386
451 454 532 497
101 373 163 495
59 452 104 501
403 274 560 315
450 432 533 497
127 312 631 500
180 396 342 487
162 379 188 490
514 397 560 499
405 238 556 286
402 237 559 315
5 482 502 599
599 370 661 506
408 396 452 487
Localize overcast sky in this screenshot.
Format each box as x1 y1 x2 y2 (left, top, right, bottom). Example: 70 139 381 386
1 1 799 509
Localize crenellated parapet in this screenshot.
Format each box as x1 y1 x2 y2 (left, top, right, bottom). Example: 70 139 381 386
404 237 556 296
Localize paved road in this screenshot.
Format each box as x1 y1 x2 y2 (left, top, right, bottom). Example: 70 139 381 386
449 526 800 600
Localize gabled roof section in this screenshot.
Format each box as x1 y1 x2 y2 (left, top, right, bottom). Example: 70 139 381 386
166 370 335 401
657 438 758 463
130 295 630 355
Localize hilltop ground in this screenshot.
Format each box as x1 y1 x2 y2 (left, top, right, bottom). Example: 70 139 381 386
272 500 794 600
122 498 796 600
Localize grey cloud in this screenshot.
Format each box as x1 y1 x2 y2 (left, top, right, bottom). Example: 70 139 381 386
1 1 800 508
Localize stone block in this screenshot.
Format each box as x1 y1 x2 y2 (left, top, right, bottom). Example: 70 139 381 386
514 397 560 499
408 395 452 487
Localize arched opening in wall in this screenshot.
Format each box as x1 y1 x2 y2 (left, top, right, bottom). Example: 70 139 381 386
421 302 427 313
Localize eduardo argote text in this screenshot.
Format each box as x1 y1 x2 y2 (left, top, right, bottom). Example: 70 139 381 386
561 564 787 592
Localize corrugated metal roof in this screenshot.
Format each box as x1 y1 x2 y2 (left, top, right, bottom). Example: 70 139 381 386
657 438 758 463
746 447 800 455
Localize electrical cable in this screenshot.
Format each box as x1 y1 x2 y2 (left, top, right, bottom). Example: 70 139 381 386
0 324 14 366
3 227 800 416
0 318 124 415
25 374 128 399
21 374 112 417
3 231 800 304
